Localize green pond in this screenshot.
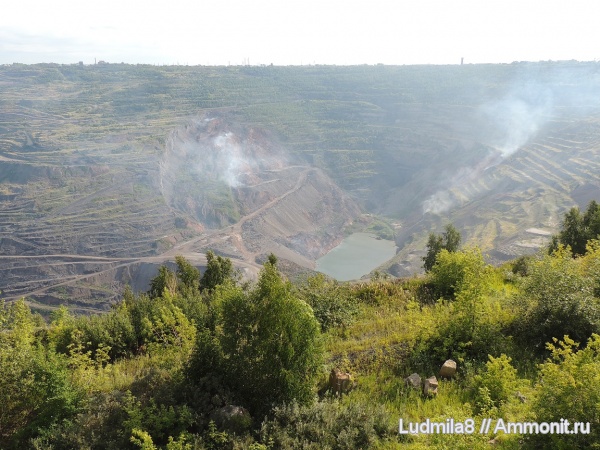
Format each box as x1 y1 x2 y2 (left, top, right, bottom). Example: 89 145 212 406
315 232 397 281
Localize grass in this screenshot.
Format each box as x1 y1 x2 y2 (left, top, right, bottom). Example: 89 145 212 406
319 273 540 449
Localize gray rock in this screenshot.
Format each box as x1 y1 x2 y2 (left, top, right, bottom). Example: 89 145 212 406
210 405 252 433
404 373 422 390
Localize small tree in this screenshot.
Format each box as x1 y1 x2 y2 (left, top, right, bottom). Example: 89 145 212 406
423 233 444 273
559 207 586 256
149 256 201 299
175 255 200 294
554 200 600 257
211 261 322 415
583 200 600 243
423 224 461 272
148 266 178 299
200 251 234 292
443 223 461 253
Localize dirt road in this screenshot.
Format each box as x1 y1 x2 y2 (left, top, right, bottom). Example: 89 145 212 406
3 166 314 304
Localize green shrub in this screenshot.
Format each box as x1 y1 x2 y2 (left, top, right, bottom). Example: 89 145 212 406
527 335 600 449
472 354 518 414
260 399 396 449
429 247 491 299
513 246 600 353
189 261 323 417
0 300 82 447
511 254 536 277
409 249 508 369
123 393 195 446
295 274 358 331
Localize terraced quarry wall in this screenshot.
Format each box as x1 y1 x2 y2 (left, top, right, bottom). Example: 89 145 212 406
1 62 600 310
388 116 600 276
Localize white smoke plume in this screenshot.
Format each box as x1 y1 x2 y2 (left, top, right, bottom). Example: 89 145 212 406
160 115 289 197
422 80 554 215
482 85 553 157
422 190 455 215
212 132 254 188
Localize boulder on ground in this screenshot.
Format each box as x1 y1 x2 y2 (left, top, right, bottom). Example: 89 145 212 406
404 373 421 390
439 359 457 378
210 405 252 433
329 368 355 396
423 376 438 396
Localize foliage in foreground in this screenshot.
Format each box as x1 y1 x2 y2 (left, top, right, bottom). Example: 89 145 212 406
190 259 323 417
3 244 600 449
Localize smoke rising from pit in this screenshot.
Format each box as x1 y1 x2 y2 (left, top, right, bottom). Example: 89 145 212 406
212 132 255 188
483 84 553 157
162 116 289 188
158 115 290 226
422 78 555 215
423 190 454 215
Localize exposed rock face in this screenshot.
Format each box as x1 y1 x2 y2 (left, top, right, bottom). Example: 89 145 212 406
1 114 360 308
439 359 457 378
423 376 438 396
161 116 290 227
404 373 422 390
162 115 361 265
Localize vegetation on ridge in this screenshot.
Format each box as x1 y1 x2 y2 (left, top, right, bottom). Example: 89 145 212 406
3 201 600 448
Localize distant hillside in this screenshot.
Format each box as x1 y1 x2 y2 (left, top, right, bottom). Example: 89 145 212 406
1 61 600 307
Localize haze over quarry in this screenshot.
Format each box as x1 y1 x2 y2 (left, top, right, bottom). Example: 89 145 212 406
1 62 600 309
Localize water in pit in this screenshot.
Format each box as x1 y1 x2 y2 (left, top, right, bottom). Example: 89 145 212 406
315 232 397 281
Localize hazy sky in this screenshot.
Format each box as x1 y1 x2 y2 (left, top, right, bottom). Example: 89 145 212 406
1 0 598 66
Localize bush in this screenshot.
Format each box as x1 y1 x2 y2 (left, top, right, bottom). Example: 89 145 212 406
472 354 518 414
190 261 323 417
513 246 600 353
295 274 358 331
408 298 510 372
408 248 509 368
429 247 491 299
527 335 600 449
511 255 536 277
260 399 396 449
0 300 82 447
